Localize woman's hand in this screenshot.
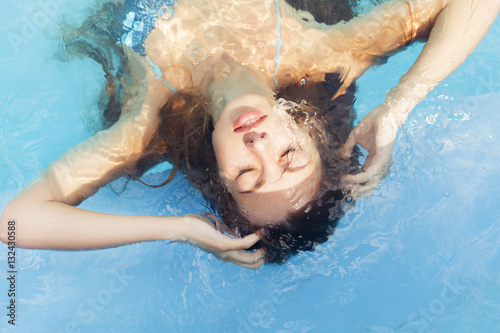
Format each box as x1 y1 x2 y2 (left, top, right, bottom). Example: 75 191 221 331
175 213 266 270
339 0 499 199
342 103 402 198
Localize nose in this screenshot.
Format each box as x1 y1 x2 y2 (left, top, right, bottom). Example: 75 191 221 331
243 131 267 146
243 131 283 183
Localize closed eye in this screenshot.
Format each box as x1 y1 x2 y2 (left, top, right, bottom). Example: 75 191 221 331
280 147 296 159
238 147 294 178
238 167 255 177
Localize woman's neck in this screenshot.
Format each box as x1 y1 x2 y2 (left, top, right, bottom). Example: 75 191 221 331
207 57 275 124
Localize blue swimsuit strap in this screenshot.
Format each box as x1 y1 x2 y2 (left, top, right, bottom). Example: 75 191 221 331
121 0 282 86
122 0 178 55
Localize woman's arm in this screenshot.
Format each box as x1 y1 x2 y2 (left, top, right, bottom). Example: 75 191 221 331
341 0 500 197
342 0 499 115
0 60 169 244
0 60 264 268
339 0 448 78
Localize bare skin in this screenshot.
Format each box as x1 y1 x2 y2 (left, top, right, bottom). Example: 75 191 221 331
0 0 498 269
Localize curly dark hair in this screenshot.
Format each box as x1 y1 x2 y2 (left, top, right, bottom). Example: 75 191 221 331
132 74 360 263
60 0 361 263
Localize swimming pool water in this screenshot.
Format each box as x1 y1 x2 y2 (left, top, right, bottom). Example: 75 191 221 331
1 1 499 332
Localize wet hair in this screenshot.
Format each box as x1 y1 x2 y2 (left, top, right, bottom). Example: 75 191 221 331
286 0 357 25
255 76 361 263
56 1 129 131
132 75 360 264
59 0 361 263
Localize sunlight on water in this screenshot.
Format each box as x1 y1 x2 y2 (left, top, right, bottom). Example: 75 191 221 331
0 0 499 332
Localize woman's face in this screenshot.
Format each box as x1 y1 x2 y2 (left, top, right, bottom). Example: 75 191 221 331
212 94 322 227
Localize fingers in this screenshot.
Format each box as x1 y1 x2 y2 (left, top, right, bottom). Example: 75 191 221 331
342 152 392 198
342 131 358 158
225 229 264 251
349 178 380 199
237 257 266 270
212 233 265 269
216 248 266 270
343 149 391 185
343 166 379 185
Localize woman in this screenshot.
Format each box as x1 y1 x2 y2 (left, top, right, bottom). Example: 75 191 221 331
1 0 498 268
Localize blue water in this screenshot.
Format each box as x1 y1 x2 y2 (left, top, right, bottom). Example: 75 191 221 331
1 1 500 332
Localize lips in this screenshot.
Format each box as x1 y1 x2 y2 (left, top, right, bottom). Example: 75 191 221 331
233 110 267 133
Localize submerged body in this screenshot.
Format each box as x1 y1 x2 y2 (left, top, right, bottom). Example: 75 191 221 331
0 0 498 267
145 0 346 94
146 0 425 97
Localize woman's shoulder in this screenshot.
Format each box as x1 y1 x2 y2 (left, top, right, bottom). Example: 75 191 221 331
144 0 357 93
144 1 284 91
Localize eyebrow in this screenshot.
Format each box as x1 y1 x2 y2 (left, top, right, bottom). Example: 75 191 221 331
239 179 265 194
238 163 310 194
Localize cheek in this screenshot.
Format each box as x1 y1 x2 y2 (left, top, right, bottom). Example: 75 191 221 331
212 127 236 172
212 129 226 166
